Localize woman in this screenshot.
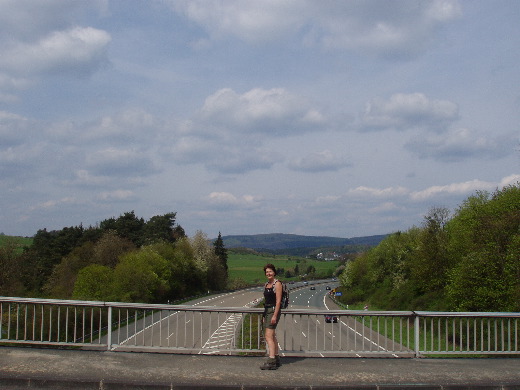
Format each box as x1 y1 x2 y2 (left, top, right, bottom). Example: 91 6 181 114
260 263 282 370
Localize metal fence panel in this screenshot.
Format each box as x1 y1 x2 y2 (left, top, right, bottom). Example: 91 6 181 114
1 297 518 357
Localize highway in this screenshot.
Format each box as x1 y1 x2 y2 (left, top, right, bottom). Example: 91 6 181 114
108 287 264 352
279 282 411 357
107 280 410 357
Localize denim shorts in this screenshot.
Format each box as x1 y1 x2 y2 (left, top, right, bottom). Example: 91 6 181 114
263 306 281 329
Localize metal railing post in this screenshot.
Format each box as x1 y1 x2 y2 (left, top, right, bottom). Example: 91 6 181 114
107 305 112 351
414 312 420 358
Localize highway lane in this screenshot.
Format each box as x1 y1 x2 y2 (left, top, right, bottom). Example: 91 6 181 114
109 287 265 352
279 282 411 357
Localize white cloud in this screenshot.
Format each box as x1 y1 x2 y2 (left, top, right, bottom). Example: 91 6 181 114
0 27 111 76
309 0 461 54
410 179 490 201
410 175 520 201
500 174 520 187
289 150 350 172
67 170 105 187
199 87 324 136
206 148 282 174
168 0 306 43
170 0 461 56
169 136 283 174
29 197 77 212
360 93 459 131
208 192 238 204
405 128 515 162
345 175 520 204
80 109 159 144
97 190 136 202
349 186 409 198
166 87 324 174
207 192 260 206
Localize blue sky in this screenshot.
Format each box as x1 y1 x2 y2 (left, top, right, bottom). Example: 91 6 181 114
1 0 519 239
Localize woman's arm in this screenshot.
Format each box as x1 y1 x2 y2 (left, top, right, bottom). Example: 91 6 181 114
272 280 282 321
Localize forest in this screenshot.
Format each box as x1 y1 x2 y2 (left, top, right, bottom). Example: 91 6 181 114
0 211 229 303
337 183 520 312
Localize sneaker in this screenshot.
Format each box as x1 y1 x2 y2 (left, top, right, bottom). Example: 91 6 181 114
260 357 278 370
275 355 281 367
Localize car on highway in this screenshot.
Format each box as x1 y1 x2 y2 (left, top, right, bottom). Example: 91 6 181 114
325 314 338 323
326 286 331 290
310 286 315 290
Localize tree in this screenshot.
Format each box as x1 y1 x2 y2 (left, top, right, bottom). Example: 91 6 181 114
114 211 146 246
412 207 450 293
306 265 316 275
339 183 520 312
446 184 520 311
43 242 95 299
112 247 171 303
0 238 24 296
213 232 228 274
22 225 85 293
93 230 135 268
143 213 177 244
73 264 113 301
191 231 227 291
151 240 205 300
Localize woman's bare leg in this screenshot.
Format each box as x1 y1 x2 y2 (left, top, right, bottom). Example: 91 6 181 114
265 328 278 358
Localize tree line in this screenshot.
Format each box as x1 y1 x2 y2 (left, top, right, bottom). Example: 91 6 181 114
338 183 520 312
0 211 228 303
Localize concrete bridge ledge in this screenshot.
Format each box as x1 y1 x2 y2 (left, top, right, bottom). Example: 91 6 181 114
1 347 519 389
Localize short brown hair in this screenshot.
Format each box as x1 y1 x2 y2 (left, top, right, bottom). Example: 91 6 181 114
263 263 276 275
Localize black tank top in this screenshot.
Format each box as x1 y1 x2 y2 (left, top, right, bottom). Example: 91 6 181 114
264 281 277 306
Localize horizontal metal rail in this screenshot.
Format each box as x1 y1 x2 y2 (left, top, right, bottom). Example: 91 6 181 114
1 296 518 357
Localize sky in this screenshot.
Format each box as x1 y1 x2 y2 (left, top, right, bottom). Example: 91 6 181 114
1 0 519 239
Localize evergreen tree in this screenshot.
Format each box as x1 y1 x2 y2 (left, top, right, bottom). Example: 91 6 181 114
213 232 228 274
143 212 177 244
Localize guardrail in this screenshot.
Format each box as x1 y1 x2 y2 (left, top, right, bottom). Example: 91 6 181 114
1 296 518 357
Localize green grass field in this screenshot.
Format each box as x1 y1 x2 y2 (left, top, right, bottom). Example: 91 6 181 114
227 250 339 284
0 235 32 253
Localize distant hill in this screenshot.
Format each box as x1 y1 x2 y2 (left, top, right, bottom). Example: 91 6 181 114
221 233 387 255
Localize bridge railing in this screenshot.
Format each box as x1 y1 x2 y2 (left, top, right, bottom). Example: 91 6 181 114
1 296 518 357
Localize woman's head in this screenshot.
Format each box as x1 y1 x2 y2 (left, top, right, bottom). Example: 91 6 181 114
263 263 276 275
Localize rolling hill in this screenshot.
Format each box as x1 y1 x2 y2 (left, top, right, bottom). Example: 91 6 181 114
221 233 387 255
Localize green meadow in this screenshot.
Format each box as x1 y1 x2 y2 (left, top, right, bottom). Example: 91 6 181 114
227 250 339 284
0 235 32 254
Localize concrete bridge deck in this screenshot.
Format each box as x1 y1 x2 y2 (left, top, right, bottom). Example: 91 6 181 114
1 347 519 389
